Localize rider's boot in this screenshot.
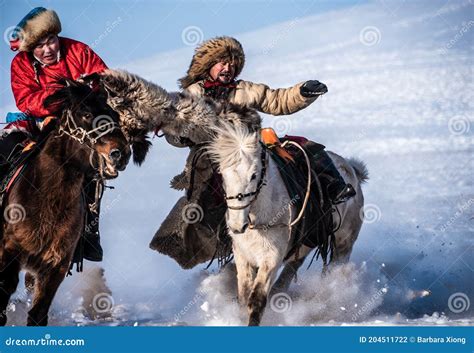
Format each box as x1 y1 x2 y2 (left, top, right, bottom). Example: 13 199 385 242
83 179 103 262
313 149 356 204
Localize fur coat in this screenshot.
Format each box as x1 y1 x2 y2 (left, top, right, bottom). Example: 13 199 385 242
97 69 261 268
178 36 318 115
149 98 262 269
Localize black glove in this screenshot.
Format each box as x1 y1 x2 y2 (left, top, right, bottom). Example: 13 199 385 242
300 80 328 98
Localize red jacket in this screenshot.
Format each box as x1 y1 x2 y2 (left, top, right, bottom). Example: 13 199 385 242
11 37 107 118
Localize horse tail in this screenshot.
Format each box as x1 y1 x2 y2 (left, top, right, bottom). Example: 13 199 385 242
347 158 369 184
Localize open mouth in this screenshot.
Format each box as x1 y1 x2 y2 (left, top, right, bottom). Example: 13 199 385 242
104 164 119 179
99 154 119 179
219 72 232 80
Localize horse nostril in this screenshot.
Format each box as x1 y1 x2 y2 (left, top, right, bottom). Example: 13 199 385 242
241 223 249 233
109 149 121 161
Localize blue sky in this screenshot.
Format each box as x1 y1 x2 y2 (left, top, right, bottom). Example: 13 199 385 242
0 0 365 114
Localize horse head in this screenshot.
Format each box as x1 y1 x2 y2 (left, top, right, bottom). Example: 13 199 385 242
208 122 265 234
44 78 131 178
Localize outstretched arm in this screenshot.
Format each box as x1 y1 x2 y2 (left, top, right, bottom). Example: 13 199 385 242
237 79 327 116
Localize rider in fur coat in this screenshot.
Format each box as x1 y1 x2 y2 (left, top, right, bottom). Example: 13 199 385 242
150 36 355 268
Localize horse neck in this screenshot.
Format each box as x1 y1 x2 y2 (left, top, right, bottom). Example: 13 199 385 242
35 132 91 197
249 152 292 224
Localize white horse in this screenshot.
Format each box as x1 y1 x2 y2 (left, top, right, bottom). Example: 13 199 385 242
208 123 368 326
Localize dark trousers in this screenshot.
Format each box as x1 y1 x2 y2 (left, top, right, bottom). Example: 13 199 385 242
312 149 347 200
0 132 28 181
0 132 27 163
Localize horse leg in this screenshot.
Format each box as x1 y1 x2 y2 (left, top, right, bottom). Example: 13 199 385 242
247 262 278 326
27 263 69 326
331 220 363 267
271 258 305 295
0 247 21 326
233 249 256 306
271 246 312 294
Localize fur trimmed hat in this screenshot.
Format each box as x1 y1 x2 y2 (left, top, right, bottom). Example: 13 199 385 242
178 36 245 89
9 7 62 52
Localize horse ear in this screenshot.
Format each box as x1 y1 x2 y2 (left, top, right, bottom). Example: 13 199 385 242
44 79 89 112
44 86 70 112
80 72 101 86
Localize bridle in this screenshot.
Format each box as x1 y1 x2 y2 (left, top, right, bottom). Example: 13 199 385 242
224 144 267 210
57 110 120 148
223 139 313 231
56 109 122 213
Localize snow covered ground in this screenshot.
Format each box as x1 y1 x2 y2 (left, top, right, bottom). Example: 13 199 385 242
5 0 473 326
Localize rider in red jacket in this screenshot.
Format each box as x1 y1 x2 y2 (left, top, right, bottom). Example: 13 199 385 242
1 7 108 263
11 37 107 118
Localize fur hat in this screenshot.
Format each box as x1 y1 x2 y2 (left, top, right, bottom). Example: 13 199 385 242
10 7 61 52
178 36 245 89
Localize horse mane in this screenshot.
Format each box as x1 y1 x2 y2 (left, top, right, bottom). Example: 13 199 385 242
207 121 259 170
43 78 95 114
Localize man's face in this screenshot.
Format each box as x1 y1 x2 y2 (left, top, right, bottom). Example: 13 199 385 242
32 34 60 65
209 61 235 84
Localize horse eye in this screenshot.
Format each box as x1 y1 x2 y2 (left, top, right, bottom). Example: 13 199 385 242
83 113 93 120
250 173 257 181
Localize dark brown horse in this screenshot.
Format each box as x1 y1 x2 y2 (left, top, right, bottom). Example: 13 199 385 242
0 80 130 326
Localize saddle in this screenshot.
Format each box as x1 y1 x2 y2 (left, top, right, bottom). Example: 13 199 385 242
0 140 38 208
0 117 57 209
261 128 335 266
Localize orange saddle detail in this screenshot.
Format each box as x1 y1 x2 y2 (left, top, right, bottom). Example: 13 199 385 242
260 127 294 162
